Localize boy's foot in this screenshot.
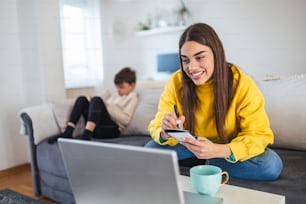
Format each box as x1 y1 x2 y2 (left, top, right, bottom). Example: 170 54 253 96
79 129 93 140
47 134 73 144
48 126 74 144
47 135 60 144
79 136 91 141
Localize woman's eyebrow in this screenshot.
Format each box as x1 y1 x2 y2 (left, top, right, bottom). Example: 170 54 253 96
193 50 206 56
181 50 206 58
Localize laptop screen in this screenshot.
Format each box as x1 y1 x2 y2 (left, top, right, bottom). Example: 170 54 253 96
59 139 184 204
59 139 223 204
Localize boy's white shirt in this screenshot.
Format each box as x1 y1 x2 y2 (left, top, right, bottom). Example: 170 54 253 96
105 91 138 131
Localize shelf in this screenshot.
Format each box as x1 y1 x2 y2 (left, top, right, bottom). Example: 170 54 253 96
135 26 185 37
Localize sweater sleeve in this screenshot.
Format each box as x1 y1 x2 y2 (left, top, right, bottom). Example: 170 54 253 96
107 92 139 128
227 76 274 162
148 73 181 146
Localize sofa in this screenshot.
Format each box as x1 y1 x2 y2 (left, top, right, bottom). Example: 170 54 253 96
19 76 306 204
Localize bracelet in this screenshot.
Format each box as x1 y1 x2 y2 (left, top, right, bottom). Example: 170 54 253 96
159 131 169 143
227 153 235 161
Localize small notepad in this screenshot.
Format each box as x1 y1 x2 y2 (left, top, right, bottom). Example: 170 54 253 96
165 129 196 142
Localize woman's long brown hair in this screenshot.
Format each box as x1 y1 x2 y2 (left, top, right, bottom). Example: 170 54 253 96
179 23 233 143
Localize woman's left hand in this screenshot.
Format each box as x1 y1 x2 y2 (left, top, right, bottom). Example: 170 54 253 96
181 137 231 159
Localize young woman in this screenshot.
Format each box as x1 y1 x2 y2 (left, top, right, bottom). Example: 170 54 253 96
48 67 138 143
145 23 283 181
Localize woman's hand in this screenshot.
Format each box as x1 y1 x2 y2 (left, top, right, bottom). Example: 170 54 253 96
160 111 185 140
181 137 232 159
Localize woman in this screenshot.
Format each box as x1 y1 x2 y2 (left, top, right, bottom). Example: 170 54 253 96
145 23 282 181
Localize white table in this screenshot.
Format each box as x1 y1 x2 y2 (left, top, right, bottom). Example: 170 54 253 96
179 175 285 204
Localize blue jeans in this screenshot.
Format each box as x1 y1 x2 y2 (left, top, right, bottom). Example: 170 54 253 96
144 140 283 181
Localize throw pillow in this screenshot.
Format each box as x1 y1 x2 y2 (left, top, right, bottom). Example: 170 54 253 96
122 88 163 136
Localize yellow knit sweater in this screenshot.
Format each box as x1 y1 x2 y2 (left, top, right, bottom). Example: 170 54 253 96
148 65 273 162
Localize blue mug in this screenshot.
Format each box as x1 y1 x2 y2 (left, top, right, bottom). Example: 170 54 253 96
190 165 229 195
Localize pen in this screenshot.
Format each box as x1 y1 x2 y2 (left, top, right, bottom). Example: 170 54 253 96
174 104 179 117
174 104 179 128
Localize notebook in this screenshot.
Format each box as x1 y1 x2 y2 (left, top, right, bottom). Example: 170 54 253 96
165 129 196 142
58 138 223 204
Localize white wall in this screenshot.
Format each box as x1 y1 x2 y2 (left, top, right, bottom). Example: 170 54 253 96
0 0 65 170
0 0 27 170
189 0 306 78
100 0 184 90
17 0 66 105
100 0 306 90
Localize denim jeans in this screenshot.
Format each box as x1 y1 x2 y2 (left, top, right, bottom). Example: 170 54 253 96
144 140 283 181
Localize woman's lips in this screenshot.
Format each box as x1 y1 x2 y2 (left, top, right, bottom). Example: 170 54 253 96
190 70 206 80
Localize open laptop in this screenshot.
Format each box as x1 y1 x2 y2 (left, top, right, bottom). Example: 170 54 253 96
58 138 223 204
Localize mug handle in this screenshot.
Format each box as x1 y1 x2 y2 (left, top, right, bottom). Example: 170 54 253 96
221 171 229 185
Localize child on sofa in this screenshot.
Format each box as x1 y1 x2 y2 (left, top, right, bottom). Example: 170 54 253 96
48 67 138 143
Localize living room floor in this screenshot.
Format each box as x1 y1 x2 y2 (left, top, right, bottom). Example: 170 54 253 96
0 164 57 204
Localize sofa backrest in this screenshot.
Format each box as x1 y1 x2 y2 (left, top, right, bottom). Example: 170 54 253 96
256 76 306 151
51 98 85 138
20 76 306 151
121 88 164 136
51 87 164 138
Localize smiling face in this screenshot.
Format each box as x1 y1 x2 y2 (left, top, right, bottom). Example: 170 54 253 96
180 41 215 86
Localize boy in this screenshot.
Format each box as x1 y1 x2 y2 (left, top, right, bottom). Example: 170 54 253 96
48 67 138 143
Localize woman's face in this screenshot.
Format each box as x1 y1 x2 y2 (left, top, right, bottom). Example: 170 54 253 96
180 41 214 86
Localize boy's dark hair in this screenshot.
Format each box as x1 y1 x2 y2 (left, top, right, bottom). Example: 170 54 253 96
114 67 136 85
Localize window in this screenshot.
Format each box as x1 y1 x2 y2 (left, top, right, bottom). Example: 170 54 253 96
59 0 103 88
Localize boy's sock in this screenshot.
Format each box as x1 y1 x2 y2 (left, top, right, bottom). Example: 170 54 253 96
47 135 60 144
80 129 93 140
48 126 74 144
60 125 74 138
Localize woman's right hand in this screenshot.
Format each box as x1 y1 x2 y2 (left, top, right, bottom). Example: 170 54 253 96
160 111 185 140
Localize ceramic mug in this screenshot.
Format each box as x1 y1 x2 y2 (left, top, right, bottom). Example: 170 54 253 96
190 165 229 195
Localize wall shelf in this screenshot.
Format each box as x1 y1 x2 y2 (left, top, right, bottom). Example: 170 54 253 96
135 26 185 37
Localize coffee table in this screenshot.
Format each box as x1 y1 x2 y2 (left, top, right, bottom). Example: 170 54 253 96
179 175 285 204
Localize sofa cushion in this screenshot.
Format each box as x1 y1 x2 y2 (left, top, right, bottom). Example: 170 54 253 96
92 135 151 146
121 88 163 136
256 77 306 151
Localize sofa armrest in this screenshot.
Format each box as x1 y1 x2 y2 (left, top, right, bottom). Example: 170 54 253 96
19 104 61 145
20 112 41 196
19 104 61 196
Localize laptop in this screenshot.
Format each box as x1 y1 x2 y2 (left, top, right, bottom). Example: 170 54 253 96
58 138 223 204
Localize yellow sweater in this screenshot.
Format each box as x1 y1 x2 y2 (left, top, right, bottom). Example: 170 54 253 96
148 65 273 162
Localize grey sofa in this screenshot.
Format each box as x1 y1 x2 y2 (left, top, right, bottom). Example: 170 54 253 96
19 77 306 204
